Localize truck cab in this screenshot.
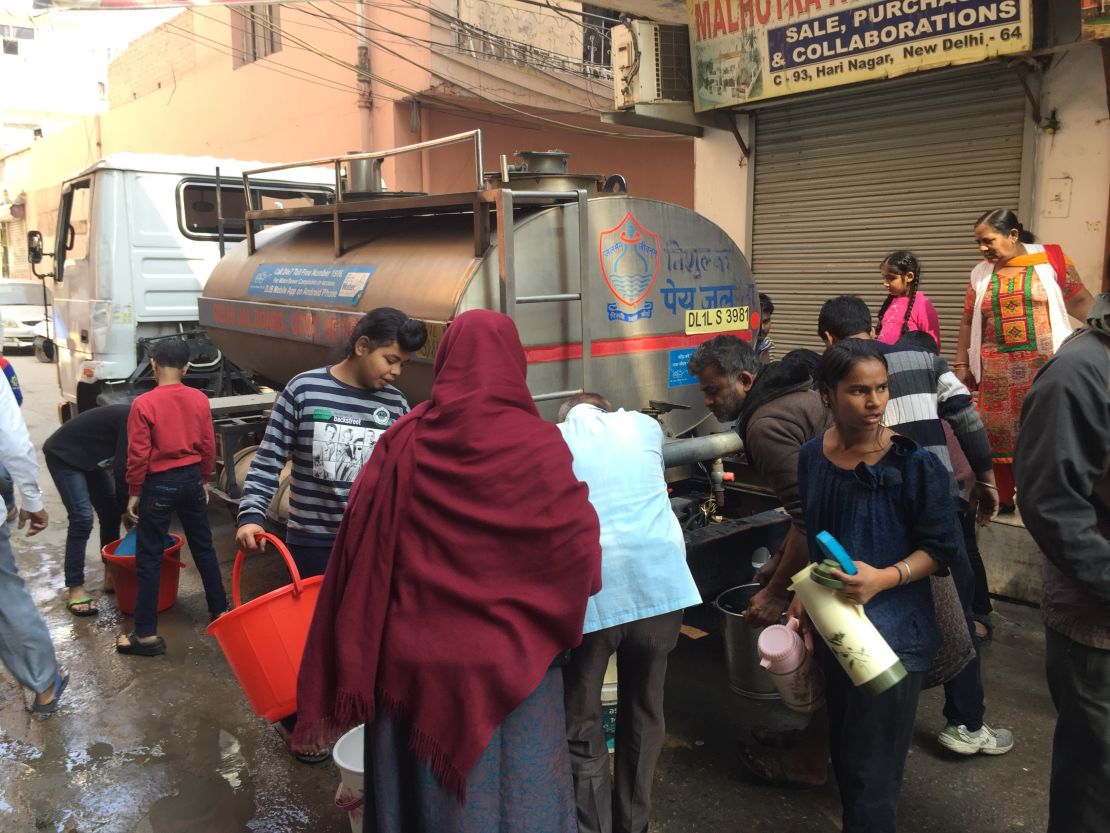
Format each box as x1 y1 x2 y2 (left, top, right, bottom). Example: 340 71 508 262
29 154 332 419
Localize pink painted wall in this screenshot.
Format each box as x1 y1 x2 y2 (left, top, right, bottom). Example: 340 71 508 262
17 3 693 236
425 108 695 207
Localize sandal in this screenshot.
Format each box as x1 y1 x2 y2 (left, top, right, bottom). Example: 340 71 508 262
30 666 70 715
116 632 166 657
66 597 99 617
273 722 331 765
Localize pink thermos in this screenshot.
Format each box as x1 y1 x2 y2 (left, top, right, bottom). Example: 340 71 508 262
757 619 825 713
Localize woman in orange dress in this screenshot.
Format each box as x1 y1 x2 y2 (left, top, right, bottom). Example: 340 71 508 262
954 209 1094 511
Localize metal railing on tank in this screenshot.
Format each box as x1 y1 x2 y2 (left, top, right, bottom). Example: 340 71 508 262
237 129 592 401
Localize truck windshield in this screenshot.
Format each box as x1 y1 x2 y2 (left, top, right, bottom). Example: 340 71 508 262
179 181 332 240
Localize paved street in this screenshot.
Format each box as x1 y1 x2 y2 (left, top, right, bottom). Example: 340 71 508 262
0 353 1058 833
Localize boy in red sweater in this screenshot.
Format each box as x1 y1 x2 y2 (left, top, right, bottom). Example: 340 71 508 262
118 339 227 656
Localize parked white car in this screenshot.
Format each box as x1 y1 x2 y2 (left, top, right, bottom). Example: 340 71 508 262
0 279 52 352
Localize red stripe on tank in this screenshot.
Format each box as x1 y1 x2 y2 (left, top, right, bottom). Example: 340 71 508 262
524 329 752 364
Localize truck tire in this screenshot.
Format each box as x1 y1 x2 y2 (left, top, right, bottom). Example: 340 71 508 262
34 337 55 364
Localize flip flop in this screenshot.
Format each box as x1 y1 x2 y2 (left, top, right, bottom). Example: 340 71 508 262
116 632 166 657
66 597 99 617
31 666 70 715
273 722 331 765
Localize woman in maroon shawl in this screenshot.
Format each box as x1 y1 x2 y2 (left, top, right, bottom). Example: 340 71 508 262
296 309 602 831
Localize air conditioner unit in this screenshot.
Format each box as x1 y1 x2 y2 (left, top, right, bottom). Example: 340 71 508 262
611 21 693 110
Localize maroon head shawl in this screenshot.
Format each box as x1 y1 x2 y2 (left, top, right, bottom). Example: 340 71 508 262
294 309 602 799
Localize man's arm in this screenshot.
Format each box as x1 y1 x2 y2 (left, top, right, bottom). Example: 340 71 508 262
0 379 42 513
126 401 153 497
1015 340 1110 606
237 387 299 529
934 356 998 520
741 411 814 627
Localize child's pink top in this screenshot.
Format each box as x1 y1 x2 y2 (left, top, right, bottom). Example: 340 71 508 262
876 293 942 352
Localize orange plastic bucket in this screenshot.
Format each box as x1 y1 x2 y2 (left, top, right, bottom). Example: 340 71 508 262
102 534 186 616
206 532 323 722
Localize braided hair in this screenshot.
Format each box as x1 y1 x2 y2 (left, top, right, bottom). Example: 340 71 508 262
877 250 921 340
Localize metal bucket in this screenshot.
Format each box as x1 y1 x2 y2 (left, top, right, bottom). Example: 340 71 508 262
715 583 780 700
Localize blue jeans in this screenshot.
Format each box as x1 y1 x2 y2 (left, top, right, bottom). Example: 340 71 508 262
134 465 227 637
45 451 121 588
941 520 986 732
286 541 333 579
0 519 57 694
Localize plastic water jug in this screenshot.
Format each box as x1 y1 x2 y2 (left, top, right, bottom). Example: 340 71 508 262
788 531 907 696
757 620 825 713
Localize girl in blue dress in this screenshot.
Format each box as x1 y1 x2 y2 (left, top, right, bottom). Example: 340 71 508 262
795 339 958 833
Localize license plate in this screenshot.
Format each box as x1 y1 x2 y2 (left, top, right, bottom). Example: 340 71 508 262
684 305 749 335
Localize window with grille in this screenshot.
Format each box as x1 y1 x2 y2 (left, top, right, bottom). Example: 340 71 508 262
231 4 281 68
581 5 616 68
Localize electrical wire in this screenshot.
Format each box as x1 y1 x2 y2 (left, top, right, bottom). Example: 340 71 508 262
376 0 620 114
309 1 679 139
307 0 611 89
160 17 373 100
118 2 683 142
178 6 593 137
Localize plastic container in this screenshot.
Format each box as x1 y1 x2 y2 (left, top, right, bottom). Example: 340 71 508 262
715 583 780 700
102 533 185 616
206 532 324 721
333 724 365 833
789 531 907 696
758 621 825 713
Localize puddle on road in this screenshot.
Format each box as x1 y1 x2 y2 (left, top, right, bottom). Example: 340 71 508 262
133 775 255 833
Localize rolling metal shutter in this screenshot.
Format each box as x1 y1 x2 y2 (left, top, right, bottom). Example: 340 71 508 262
751 64 1026 358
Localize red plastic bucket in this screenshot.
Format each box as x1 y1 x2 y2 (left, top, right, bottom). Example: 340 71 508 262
102 534 186 616
206 532 323 722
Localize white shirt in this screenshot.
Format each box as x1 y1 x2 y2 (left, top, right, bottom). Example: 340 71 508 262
0 378 43 522
559 405 701 633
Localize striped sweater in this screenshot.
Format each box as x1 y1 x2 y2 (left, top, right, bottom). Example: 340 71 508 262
877 343 993 492
236 368 410 545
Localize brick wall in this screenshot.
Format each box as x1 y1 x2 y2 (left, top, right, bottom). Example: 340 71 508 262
108 13 197 108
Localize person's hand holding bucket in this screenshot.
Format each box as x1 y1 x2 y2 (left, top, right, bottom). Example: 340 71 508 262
236 524 267 553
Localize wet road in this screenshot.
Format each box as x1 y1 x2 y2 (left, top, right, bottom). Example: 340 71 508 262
0 353 1057 832
0 355 337 833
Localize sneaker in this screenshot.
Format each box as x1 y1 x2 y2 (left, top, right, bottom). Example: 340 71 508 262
937 722 1014 756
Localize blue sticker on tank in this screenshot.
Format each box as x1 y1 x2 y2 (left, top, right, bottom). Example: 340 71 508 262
247 265 375 306
668 348 697 388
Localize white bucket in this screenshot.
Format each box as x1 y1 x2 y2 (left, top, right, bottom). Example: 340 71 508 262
333 724 365 833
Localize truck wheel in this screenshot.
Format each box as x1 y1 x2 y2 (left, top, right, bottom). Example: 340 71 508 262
34 337 55 364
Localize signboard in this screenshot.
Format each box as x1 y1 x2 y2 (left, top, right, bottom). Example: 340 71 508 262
687 0 1032 111
1082 2 1110 40
247 265 374 306
668 348 699 387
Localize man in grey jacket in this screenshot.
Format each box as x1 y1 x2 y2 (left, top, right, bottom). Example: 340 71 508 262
1014 292 1110 833
0 374 63 713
